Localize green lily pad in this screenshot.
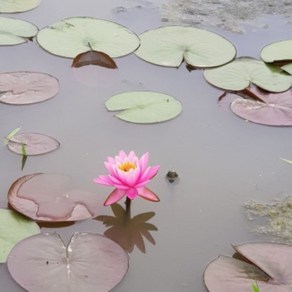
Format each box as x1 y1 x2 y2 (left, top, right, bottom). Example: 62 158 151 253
204 57 292 92
260 40 292 63
282 63 292 75
37 17 140 58
105 91 182 123
0 0 40 13
0 17 38 45
135 26 236 68
0 209 40 263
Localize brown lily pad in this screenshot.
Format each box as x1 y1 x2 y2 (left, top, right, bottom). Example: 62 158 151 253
72 50 118 68
7 133 60 155
204 242 292 292
0 71 59 105
8 173 100 222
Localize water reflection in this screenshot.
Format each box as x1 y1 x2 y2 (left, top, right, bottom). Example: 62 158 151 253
95 202 158 253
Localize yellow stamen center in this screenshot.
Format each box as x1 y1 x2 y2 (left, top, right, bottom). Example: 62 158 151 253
119 161 136 172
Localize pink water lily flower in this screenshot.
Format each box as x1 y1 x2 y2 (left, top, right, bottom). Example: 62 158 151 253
94 151 160 206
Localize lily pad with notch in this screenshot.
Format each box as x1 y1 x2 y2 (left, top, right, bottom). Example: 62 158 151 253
37 17 140 60
0 71 59 105
8 173 100 222
204 242 292 292
7 232 129 292
0 0 40 13
0 17 38 45
0 209 40 263
105 91 182 123
260 39 292 63
135 26 236 68
204 57 292 92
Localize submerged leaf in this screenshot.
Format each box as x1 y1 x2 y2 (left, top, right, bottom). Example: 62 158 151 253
0 17 38 45
0 209 40 263
37 17 140 58
7 232 129 292
0 71 59 105
7 132 60 155
135 26 236 68
8 173 100 222
72 50 117 68
204 57 292 92
105 91 182 123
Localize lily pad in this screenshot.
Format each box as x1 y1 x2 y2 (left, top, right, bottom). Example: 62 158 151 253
105 91 182 123
37 17 140 58
0 0 40 13
261 40 292 63
0 17 38 45
7 132 60 155
7 232 129 292
135 26 236 68
204 57 292 92
0 71 59 105
0 209 40 263
230 86 292 126
8 173 100 222
282 63 292 75
204 243 292 292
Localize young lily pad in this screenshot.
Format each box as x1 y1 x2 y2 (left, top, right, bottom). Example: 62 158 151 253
7 132 60 155
0 17 38 45
0 0 40 13
260 40 292 63
7 232 129 292
135 26 236 68
204 57 292 92
105 91 182 123
204 243 292 292
8 173 100 222
231 86 292 126
37 17 140 58
0 71 59 105
0 209 40 263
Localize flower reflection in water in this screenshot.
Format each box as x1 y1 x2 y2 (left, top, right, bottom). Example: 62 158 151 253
95 200 157 253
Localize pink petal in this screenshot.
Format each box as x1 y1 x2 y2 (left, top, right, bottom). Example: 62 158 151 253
118 150 127 160
138 187 160 202
138 152 149 172
93 175 115 186
128 151 137 161
104 188 126 206
139 165 160 182
126 188 139 200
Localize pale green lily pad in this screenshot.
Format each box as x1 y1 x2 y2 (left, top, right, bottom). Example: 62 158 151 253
0 209 40 263
37 17 140 58
135 26 236 68
261 40 292 63
204 57 292 92
0 17 38 45
282 63 292 75
105 91 182 123
0 0 40 13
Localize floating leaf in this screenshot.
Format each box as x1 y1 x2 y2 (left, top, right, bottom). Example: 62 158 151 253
260 40 292 63
37 17 140 58
4 126 21 145
0 71 59 105
7 232 129 292
7 132 60 155
72 50 117 68
230 86 292 126
204 57 292 92
282 63 292 75
0 0 40 13
8 173 100 222
204 243 292 292
135 26 236 68
0 17 38 45
105 91 182 123
0 209 40 263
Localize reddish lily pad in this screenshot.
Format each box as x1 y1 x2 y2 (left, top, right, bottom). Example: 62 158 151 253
8 173 100 222
0 72 59 105
7 232 129 292
204 243 292 292
72 50 118 68
7 132 60 155
230 86 292 126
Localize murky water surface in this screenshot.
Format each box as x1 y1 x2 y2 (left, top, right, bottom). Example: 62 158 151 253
0 1 292 291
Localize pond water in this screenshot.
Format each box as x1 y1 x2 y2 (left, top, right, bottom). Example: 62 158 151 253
0 0 292 291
